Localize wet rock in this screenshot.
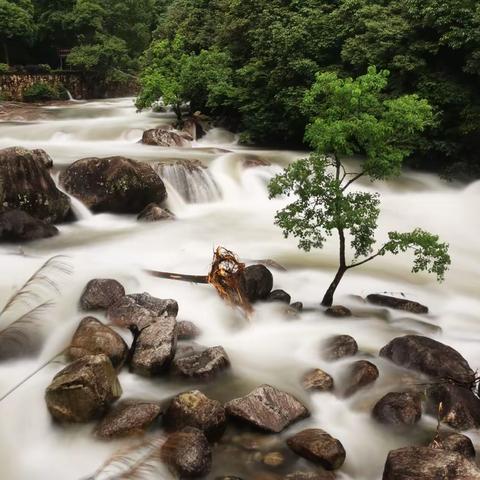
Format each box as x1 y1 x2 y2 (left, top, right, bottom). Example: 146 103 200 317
172 345 230 379
80 279 125 310
0 209 58 242
343 360 379 397
426 383 480 430
325 305 352 318
141 127 193 147
162 427 212 477
287 429 346 470
95 400 162 439
302 369 334 392
267 290 291 304
290 302 303 312
262 451 285 467
372 392 422 425
67 317 128 369
379 335 475 385
285 473 335 480
164 390 226 441
60 156 167 214
130 317 177 376
177 321 201 340
0 147 70 223
226 384 309 433
137 203 174 222
243 265 274 302
382 446 480 479
367 294 428 314
323 335 358 361
440 433 476 460
182 115 207 141
242 155 272 168
45 354 122 423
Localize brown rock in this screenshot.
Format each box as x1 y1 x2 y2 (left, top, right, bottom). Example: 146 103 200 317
367 294 428 314
0 209 58 242
137 203 174 222
285 473 335 480
177 321 201 340
243 265 273 302
172 345 230 379
440 433 476 460
302 369 334 392
372 392 422 425
141 127 192 147
325 306 351 318
267 290 291 304
80 279 125 310
343 360 379 397
323 335 358 361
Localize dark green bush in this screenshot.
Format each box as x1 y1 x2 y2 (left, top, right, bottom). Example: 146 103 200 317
0 63 10 74
22 82 68 102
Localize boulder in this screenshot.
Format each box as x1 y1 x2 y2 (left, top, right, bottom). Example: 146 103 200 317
0 209 58 242
343 360 379 397
141 127 192 147
164 390 226 441
67 317 129 369
59 156 167 214
325 305 352 318
323 335 358 361
130 317 177 376
426 383 480 430
177 321 201 340
162 427 212 477
0 146 70 223
440 433 476 460
267 290 291 304
379 335 475 385
172 345 230 379
137 203 174 222
382 446 480 479
80 279 125 310
45 354 122 422
243 265 273 302
302 369 334 392
290 302 304 312
95 400 162 439
226 384 309 433
287 429 346 470
372 392 422 425
367 294 428 314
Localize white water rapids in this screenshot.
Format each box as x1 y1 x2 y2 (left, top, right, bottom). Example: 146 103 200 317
0 98 479 479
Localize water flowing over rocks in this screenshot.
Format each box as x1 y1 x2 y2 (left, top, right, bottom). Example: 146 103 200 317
440 433 476 460
67 317 129 369
367 294 428 314
80 278 125 310
225 385 310 433
141 127 192 147
59 156 167 213
372 391 422 425
242 265 274 302
323 335 358 361
343 360 379 397
0 209 58 242
172 345 230 379
302 369 334 392
0 146 70 223
287 429 346 470
45 354 122 423
137 203 174 221
94 400 162 439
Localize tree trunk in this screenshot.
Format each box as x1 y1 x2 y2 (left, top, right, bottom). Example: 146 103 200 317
174 103 183 127
321 265 347 307
2 42 9 65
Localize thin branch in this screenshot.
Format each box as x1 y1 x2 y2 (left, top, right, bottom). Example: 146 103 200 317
348 247 385 269
144 270 209 284
342 172 365 191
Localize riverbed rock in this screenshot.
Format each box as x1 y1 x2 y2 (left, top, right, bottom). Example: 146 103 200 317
59 156 167 214
95 400 162 439
67 317 128 369
302 369 334 392
325 305 352 318
382 446 480 479
137 203 174 222
80 279 125 310
130 317 177 376
290 302 304 312
0 209 58 242
141 127 192 147
287 429 346 470
0 146 70 223
440 433 476 460
426 383 480 430
172 345 230 379
267 290 291 304
243 265 274 302
177 321 201 340
372 392 422 425
343 360 379 397
379 335 475 385
162 427 212 477
323 335 358 361
367 294 428 314
45 354 122 423
226 384 309 433
285 472 335 480
164 390 226 441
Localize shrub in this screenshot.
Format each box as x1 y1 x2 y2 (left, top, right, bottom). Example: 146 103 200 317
22 82 68 102
0 63 10 74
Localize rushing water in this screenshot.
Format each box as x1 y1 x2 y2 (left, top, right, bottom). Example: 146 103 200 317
0 98 479 480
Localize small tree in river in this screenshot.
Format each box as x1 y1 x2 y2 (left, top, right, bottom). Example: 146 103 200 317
268 66 451 307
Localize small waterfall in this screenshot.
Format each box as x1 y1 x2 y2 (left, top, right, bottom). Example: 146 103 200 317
66 90 74 101
154 160 221 203
54 173 93 221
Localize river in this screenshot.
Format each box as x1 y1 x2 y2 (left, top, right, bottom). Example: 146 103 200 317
0 98 479 479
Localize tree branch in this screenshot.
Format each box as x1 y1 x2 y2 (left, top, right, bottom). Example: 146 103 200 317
342 172 365 191
348 247 385 269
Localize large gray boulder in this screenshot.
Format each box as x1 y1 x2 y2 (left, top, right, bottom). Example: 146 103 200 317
0 210 58 242
80 279 125 311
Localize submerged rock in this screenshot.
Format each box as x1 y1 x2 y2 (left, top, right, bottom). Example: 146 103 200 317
367 294 428 314
45 354 122 422
287 429 346 470
440 433 476 460
267 290 291 304
372 391 422 425
137 203 174 222
325 305 352 318
0 209 58 242
95 400 162 439
60 156 167 214
67 317 128 369
80 278 125 311
0 146 70 223
323 335 358 361
172 345 230 379
343 360 379 397
177 321 201 340
302 368 334 392
141 127 192 147
243 265 273 302
226 384 309 433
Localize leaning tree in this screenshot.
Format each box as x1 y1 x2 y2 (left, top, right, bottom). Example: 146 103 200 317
269 66 451 307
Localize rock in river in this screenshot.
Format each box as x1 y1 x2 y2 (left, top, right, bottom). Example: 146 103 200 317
0 209 58 242
141 127 192 147
372 391 422 425
323 335 358 361
302 368 334 392
80 278 125 310
440 433 476 460
367 294 428 314
343 360 379 397
172 345 230 379
242 265 273 302
137 203 174 222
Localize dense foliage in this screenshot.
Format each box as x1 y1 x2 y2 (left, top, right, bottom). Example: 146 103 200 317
22 81 68 102
269 68 450 306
